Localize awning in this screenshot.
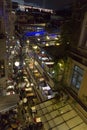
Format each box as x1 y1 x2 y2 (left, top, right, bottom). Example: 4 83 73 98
0 94 19 112
43 44 67 60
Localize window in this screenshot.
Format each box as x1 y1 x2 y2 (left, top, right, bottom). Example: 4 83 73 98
0 60 5 78
79 13 87 48
71 65 84 91
81 26 87 48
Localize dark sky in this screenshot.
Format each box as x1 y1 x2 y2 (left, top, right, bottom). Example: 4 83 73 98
24 0 73 10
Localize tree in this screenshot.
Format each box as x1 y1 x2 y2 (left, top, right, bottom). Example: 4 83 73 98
52 59 66 90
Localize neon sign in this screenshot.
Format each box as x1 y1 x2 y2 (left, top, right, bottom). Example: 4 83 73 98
24 30 46 37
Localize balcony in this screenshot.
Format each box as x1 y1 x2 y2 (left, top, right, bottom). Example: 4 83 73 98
68 47 87 66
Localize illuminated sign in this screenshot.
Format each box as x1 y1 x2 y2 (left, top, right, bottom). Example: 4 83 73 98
24 30 46 37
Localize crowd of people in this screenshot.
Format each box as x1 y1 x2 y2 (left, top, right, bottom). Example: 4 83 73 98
0 109 21 130
0 67 43 130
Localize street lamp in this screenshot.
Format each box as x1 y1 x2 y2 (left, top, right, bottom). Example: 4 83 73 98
26 40 30 44
14 61 20 67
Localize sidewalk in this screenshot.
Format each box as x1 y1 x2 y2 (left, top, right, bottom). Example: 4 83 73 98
63 87 87 123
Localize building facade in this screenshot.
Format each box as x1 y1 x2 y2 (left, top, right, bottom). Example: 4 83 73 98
0 0 16 93
63 1 87 118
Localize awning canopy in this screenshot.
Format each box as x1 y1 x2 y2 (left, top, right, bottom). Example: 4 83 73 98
0 94 19 112
43 44 67 60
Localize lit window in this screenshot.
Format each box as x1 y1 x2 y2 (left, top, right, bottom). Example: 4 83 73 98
71 65 84 91
0 60 5 78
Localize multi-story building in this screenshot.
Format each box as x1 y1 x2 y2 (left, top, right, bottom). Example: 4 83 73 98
62 0 87 118
0 0 16 93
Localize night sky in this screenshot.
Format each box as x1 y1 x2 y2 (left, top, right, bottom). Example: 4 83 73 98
24 0 73 10
12 0 73 10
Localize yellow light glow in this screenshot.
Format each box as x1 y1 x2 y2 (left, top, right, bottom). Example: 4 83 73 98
37 38 40 41
46 43 49 46
55 37 58 40
33 46 38 49
46 36 50 40
56 43 60 46
58 63 62 67
26 40 30 43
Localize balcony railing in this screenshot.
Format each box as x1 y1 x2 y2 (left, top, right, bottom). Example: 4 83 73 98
68 47 87 66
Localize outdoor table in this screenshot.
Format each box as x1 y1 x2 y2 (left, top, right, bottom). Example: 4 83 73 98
25 87 32 91
35 117 43 127
26 93 34 97
31 106 36 113
35 117 42 123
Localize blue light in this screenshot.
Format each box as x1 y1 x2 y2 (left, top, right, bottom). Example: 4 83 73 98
24 30 46 37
